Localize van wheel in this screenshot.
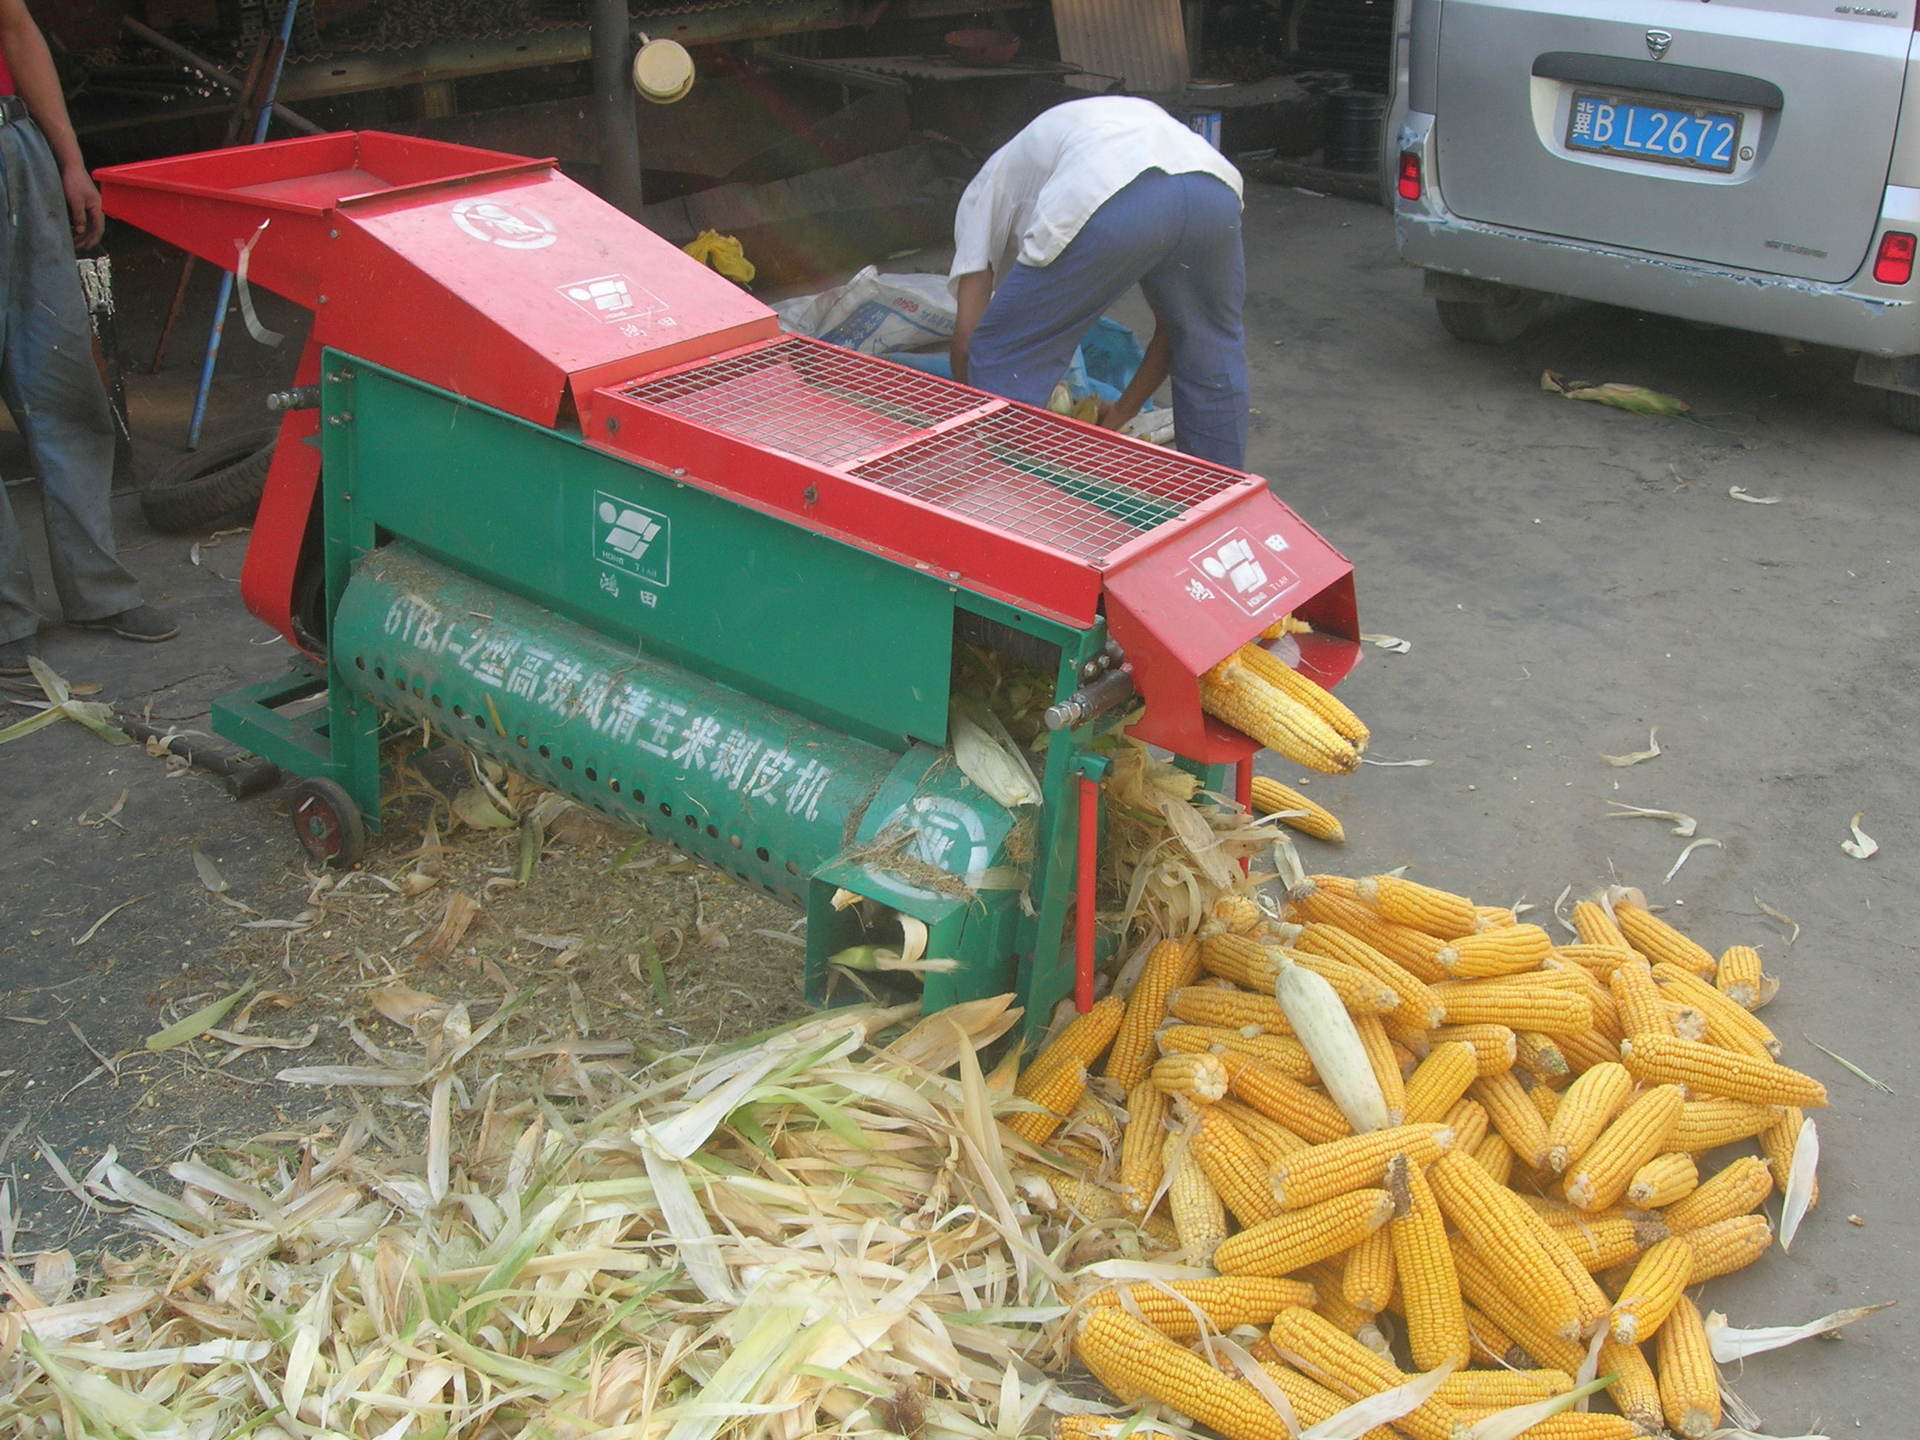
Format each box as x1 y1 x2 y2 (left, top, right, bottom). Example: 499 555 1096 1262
1885 389 1920 435
1434 292 1541 345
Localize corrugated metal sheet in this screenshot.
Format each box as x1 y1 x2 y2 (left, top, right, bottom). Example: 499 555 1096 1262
1053 0 1189 94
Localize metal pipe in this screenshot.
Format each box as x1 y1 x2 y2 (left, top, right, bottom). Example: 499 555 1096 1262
592 0 644 216
1074 772 1100 1014
187 0 301 449
119 17 323 135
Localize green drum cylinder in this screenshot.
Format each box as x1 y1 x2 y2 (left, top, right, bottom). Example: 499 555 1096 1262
332 545 915 902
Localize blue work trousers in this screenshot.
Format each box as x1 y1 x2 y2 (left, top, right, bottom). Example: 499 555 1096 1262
968 168 1249 468
0 116 139 644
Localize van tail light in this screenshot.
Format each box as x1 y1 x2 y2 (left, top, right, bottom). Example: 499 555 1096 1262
1397 152 1423 202
1874 231 1916 285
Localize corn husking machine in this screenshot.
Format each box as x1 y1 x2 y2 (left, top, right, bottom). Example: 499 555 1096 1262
99 132 1361 1031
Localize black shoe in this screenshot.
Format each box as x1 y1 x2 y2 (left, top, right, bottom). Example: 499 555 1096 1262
0 634 40 677
73 605 179 642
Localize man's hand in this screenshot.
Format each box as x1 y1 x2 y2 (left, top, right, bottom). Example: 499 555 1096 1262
62 164 104 249
950 268 993 387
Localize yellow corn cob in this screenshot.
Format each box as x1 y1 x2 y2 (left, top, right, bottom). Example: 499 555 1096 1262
1301 873 1363 901
1261 612 1312 639
1158 1024 1318 1083
1169 985 1292 1033
1429 1150 1610 1340
1253 1362 1400 1440
1627 1151 1699 1209
1285 889 1453 982
1650 961 1781 1059
1663 1001 1710 1043
1353 1013 1407 1123
1435 982 1593 1036
1470 1131 1515 1185
1200 931 1284 990
1287 950 1403 1015
1051 1417 1125 1440
1443 1097 1490 1153
1471 1070 1552 1170
1150 1051 1230 1102
1669 1096 1783 1152
1656 1295 1722 1439
1609 1235 1695 1345
1022 994 1127 1084
1217 1050 1353 1143
1081 1275 1319 1336
1355 873 1481 939
1715 944 1773 1010
1553 1027 1618 1078
1564 1084 1685 1211
1428 1023 1518 1076
1758 1105 1816 1205
1105 936 1203 1090
1614 901 1719 977
1474 903 1518 928
1541 1213 1667 1273
1620 1033 1827 1108
1038 1171 1132 1225
1007 1061 1089 1145
1662 1154 1774 1232
1387 1153 1471 1371
1267 1307 1467 1440
1205 893 1270 937
1190 1101 1282 1227
1341 1224 1396 1315
1572 899 1634 951
1683 1213 1773 1281
1546 957 1625 1042
1163 1130 1229 1262
1290 921 1447 1029
1074 1306 1293 1440
1312 1271 1393 1350
1403 1042 1481 1123
1554 941 1639 974
1437 924 1554 978
1435 1371 1574 1408
1463 1305 1526 1368
1609 959 1671 1040
1450 1239 1588 1372
1248 774 1346 843
1529 1079 1563 1126
1235 643 1371 747
1591 1338 1660 1433
1214 1189 1395 1276
1487 1417 1641 1440
1200 658 1361 775
1269 1122 1455 1209
1118 1080 1169 1214
1216 1097 1312 1162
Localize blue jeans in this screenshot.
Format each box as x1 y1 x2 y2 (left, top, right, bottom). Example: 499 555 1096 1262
968 168 1249 468
0 117 139 644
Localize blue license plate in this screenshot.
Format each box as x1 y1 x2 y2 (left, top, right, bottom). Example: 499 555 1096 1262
1566 93 1741 173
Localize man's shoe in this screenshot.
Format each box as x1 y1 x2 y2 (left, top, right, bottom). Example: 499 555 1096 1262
73 605 179 643
0 634 41 677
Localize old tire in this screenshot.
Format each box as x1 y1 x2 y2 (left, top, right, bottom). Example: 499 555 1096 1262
289 777 367 869
139 427 278 535
1434 290 1542 346
1885 389 1920 435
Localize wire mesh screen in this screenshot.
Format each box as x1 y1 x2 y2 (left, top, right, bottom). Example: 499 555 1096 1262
620 337 983 470
851 406 1243 561
622 337 1247 562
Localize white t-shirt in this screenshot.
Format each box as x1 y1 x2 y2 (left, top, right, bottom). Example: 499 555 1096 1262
949 96 1243 288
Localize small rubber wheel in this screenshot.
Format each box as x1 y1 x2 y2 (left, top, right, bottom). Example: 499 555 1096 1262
1885 389 1920 435
290 777 367 869
1434 289 1542 346
140 427 279 535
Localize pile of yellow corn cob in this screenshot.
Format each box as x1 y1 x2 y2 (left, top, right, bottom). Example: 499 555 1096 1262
1201 638 1368 780
1012 876 1823 1440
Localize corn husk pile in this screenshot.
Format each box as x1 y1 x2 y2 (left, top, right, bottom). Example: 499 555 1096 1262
1015 874 1889 1440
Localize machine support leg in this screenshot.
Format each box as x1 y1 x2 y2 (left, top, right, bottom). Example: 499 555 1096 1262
1235 755 1254 875
1074 771 1100 1014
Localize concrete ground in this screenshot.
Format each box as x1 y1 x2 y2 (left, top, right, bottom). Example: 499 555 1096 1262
2 183 1913 1433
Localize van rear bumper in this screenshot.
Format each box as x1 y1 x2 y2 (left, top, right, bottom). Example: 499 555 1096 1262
1394 112 1920 360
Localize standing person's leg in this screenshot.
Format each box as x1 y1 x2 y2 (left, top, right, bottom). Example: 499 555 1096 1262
0 122 142 631
967 170 1184 407
1138 173 1248 468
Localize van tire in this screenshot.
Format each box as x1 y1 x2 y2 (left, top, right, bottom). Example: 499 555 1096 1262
1885 389 1920 435
139 428 279 535
1434 292 1541 346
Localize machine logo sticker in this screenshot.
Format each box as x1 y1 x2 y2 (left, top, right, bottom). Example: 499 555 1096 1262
1188 527 1299 616
871 796 992 902
558 273 670 325
450 199 558 249
595 493 671 588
